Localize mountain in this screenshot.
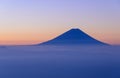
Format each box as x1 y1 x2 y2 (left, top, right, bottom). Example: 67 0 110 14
38 28 108 45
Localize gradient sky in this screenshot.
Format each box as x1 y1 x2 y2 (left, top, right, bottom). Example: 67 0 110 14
0 0 120 45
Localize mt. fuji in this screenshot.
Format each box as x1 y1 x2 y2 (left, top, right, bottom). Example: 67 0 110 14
38 28 108 45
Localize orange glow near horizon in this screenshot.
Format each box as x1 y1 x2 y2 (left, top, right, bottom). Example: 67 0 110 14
0 28 120 45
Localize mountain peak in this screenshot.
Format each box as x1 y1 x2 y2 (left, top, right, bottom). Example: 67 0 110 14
38 28 108 45
69 28 82 32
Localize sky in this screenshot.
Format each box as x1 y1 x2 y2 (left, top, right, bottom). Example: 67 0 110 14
0 0 120 45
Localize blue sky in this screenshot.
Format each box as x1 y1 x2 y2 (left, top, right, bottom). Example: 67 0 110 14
0 0 120 45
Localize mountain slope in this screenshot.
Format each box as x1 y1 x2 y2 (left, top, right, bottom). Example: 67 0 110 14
38 28 108 45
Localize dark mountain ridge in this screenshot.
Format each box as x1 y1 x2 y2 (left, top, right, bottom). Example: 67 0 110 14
38 28 108 45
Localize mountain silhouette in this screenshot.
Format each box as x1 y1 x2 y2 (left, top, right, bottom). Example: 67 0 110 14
38 28 108 45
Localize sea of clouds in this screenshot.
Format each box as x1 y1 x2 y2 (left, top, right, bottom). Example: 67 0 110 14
0 45 120 78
